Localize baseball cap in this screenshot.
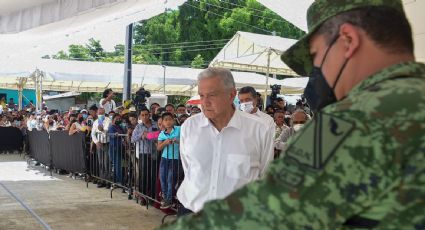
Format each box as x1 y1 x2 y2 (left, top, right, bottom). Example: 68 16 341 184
281 0 405 76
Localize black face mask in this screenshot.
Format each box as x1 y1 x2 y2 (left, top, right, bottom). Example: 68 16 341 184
304 36 349 113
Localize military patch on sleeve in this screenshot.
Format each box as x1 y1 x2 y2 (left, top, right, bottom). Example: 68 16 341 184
285 112 355 170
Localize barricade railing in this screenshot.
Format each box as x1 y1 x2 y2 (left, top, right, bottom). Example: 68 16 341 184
26 128 185 218
132 134 184 216
87 132 133 199
0 127 24 153
27 130 87 176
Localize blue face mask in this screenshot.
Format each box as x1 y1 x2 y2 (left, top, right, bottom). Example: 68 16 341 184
98 115 105 122
82 114 88 119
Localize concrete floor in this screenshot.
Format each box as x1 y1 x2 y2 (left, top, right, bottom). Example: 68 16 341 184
0 154 173 230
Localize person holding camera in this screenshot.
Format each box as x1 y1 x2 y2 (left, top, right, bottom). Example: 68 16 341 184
100 88 116 114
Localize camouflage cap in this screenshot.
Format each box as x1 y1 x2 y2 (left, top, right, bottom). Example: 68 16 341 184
281 0 405 76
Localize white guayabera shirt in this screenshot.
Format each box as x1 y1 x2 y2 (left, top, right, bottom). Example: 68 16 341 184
177 109 274 212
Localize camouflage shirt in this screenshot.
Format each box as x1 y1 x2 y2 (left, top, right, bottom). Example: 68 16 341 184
159 61 425 230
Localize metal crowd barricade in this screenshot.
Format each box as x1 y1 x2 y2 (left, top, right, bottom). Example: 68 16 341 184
132 133 184 215
87 132 133 199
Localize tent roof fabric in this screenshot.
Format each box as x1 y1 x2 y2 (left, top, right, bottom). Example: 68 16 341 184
257 0 313 32
0 0 185 62
0 59 307 96
210 31 298 76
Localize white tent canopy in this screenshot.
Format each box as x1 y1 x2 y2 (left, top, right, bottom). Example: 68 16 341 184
0 0 185 62
0 59 291 96
210 31 298 76
257 0 425 64
257 0 313 32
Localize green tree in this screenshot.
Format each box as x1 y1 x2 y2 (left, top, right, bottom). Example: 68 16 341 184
68 44 91 61
52 50 69 60
86 38 105 61
191 54 205 68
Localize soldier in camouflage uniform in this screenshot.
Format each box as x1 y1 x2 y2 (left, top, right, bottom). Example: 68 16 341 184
159 0 425 229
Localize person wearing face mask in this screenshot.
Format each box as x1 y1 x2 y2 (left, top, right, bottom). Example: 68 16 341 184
69 116 85 135
107 114 125 184
80 109 89 120
274 110 309 153
176 104 187 123
238 86 275 129
159 1 425 229
91 107 111 188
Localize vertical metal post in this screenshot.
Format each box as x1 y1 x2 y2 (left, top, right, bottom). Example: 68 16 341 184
34 70 40 112
264 49 272 110
39 72 43 111
162 65 166 95
123 23 133 102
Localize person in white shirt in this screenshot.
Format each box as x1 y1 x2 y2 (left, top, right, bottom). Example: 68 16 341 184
275 109 310 154
99 88 116 114
177 67 274 215
91 107 111 188
238 86 276 129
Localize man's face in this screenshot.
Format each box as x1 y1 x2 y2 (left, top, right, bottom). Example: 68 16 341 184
277 100 285 109
165 106 175 114
274 112 285 126
292 112 307 125
97 108 105 116
309 34 346 88
198 76 236 120
177 107 186 115
139 111 150 123
150 105 159 114
238 93 256 107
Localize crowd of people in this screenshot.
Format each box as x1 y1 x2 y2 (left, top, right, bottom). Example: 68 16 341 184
0 85 310 211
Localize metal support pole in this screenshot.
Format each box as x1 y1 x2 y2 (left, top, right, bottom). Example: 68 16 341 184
162 65 166 95
123 23 133 102
18 78 23 110
34 70 40 112
264 49 272 110
39 72 43 111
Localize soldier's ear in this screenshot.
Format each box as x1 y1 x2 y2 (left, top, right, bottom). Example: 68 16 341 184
339 23 360 59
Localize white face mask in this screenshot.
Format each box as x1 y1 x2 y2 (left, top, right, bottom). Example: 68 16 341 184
240 101 254 113
293 124 304 132
138 119 143 124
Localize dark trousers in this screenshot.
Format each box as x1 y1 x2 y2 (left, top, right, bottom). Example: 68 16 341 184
138 154 157 197
109 140 123 184
97 143 110 181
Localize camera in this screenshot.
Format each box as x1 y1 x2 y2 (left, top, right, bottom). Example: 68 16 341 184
270 84 281 102
133 87 151 112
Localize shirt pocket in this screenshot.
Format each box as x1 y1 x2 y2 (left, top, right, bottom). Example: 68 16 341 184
225 154 252 180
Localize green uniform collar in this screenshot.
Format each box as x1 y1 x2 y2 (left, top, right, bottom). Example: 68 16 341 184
348 61 425 97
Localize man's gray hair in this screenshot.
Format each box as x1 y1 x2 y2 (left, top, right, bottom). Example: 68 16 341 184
197 67 236 90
